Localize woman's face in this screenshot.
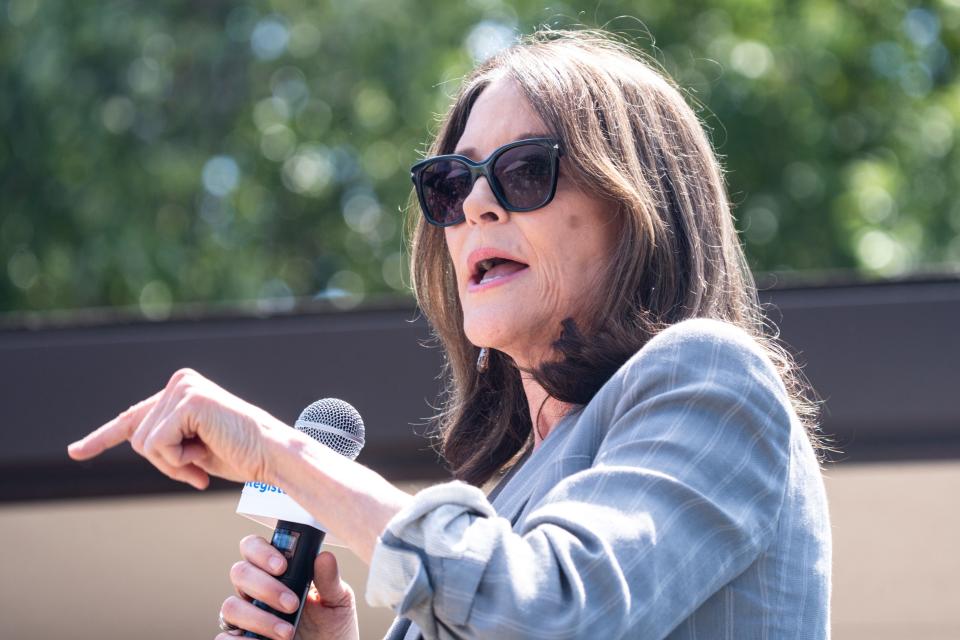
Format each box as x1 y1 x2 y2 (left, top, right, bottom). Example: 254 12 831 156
443 76 619 369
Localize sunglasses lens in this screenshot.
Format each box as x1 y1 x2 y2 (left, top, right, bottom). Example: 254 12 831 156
420 159 472 225
493 144 555 210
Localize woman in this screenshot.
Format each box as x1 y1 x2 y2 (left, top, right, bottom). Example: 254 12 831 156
68 29 831 640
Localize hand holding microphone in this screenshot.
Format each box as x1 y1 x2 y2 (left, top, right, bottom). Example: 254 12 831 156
221 539 358 640
226 399 365 639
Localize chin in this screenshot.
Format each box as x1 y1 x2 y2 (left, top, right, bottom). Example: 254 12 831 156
462 313 552 366
461 308 509 344
462 319 503 351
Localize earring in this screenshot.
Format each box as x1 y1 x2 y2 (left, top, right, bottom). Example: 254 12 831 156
476 347 489 373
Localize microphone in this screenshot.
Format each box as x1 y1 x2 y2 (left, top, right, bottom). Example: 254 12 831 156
240 398 365 639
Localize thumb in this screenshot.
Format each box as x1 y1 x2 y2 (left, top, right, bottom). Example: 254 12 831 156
310 551 353 608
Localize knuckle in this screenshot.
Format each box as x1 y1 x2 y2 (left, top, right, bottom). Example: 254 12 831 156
239 534 259 553
243 536 272 562
180 387 201 407
229 561 249 584
221 595 243 617
169 368 198 391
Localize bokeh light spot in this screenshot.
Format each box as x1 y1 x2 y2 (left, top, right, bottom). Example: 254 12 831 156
870 42 905 79
7 247 39 290
127 57 167 97
143 32 175 60
101 96 135 134
251 15 289 61
202 155 240 197
730 40 773 79
260 124 297 162
784 162 824 201
743 204 780 245
282 146 333 196
362 140 399 180
899 62 933 97
856 229 906 274
903 9 940 48
271 66 309 108
288 23 322 58
857 185 895 224
342 190 383 234
253 96 290 131
353 85 394 131
465 20 516 62
382 251 407 291
139 280 173 320
322 270 365 309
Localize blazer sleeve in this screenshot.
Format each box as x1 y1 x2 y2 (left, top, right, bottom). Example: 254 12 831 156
365 319 794 639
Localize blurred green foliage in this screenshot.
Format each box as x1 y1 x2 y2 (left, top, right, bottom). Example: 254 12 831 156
1 0 959 318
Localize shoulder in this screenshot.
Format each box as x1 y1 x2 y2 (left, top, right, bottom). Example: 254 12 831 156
586 318 794 437
641 317 770 362
619 318 786 397
579 318 797 492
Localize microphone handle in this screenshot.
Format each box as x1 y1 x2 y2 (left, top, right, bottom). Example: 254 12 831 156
242 521 326 639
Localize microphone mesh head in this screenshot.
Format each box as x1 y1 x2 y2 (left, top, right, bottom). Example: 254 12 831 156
294 398 365 461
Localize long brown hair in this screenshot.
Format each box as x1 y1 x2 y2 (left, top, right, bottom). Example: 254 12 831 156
409 28 822 487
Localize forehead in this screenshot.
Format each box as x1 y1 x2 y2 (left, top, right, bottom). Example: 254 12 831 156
455 76 550 159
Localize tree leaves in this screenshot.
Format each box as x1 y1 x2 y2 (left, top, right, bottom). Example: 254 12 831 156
1 1 958 316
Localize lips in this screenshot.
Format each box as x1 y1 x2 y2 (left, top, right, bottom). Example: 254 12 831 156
467 248 530 289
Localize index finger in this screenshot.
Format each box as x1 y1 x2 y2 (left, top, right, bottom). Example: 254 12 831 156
67 390 164 460
240 535 287 576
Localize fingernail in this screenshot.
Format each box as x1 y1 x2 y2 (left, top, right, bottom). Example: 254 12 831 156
280 592 298 612
275 622 294 638
269 556 284 572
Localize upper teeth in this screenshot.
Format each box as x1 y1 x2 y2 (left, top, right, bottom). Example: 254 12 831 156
477 258 503 273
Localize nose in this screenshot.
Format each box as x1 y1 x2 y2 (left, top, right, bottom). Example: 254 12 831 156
461 175 508 226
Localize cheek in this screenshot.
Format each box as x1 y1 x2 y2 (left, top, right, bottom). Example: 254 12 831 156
443 230 466 283
547 222 616 305
530 234 585 314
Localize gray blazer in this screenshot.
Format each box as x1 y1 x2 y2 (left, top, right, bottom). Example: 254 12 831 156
366 318 831 639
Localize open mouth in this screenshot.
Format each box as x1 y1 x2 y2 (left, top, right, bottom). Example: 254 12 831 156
471 257 530 286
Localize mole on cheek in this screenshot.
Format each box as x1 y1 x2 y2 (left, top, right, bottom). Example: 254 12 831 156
566 214 583 230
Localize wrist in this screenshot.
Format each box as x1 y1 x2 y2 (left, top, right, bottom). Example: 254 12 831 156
259 413 306 488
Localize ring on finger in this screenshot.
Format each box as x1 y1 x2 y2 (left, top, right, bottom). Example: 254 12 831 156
218 612 242 636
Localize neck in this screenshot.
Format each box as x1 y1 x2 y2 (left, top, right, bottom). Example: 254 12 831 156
520 373 571 449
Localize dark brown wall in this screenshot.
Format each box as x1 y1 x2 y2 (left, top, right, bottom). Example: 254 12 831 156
2 278 959 502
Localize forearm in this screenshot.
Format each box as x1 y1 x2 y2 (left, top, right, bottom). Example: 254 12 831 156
264 419 413 564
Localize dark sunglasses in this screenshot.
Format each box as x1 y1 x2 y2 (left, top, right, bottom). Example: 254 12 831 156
410 137 562 227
